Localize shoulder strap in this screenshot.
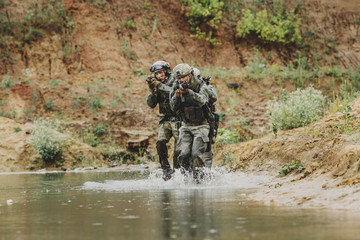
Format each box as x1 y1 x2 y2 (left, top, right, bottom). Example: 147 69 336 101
194 79 205 93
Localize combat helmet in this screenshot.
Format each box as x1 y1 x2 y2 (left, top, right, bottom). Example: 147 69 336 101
173 63 193 79
150 60 171 76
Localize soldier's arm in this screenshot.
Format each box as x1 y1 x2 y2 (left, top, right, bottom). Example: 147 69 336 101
146 91 158 108
206 84 218 103
157 82 173 95
170 88 181 113
182 86 208 107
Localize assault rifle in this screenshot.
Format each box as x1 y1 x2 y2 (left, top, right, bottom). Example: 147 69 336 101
145 73 156 83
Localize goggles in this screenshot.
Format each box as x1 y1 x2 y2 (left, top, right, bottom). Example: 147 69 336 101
150 65 165 73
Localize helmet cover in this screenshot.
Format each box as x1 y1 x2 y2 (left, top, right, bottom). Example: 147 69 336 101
173 63 192 79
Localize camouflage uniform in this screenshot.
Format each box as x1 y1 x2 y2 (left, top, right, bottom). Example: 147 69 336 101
170 64 218 174
146 61 181 179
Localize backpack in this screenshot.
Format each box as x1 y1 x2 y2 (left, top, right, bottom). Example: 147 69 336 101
199 76 219 145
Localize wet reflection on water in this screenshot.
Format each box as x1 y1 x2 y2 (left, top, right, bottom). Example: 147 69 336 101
0 169 360 240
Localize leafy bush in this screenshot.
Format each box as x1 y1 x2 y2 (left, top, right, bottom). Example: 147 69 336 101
324 66 343 77
215 128 244 146
236 5 302 45
1 73 13 89
30 119 66 162
349 65 360 90
245 54 268 81
88 95 103 110
279 159 305 177
182 0 224 45
93 124 106 137
268 86 325 131
45 100 55 111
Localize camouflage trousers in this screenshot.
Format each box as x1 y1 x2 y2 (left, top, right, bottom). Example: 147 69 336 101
156 121 181 170
177 124 213 171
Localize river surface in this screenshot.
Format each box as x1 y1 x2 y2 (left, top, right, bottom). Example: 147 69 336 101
0 168 360 240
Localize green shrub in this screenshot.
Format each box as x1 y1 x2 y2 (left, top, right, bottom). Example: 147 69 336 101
14 127 22 133
83 131 99 147
124 19 136 30
45 100 55 111
1 73 13 89
279 159 305 177
215 128 244 146
324 66 343 77
25 27 43 43
245 54 268 81
349 65 360 90
268 86 325 131
93 124 106 137
236 5 302 45
182 0 224 45
49 79 60 88
30 119 66 162
88 95 103 110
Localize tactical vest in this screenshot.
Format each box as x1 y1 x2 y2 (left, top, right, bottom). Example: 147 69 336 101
158 78 177 119
181 81 207 125
158 96 174 116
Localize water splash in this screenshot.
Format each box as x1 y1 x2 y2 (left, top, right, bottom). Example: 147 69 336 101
80 167 262 192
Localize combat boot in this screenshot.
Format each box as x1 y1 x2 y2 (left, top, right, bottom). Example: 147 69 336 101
162 168 174 181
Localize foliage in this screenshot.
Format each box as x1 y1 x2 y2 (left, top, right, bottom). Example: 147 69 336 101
85 0 107 9
279 57 319 88
29 119 66 163
49 79 60 88
182 0 224 45
1 73 13 89
93 124 106 137
73 97 87 109
14 126 22 133
0 0 75 69
268 86 326 131
279 159 305 177
26 163 35 170
88 95 103 111
329 98 348 114
83 131 100 147
245 53 268 81
45 100 55 111
236 2 302 45
337 103 354 134
97 144 136 165
215 127 245 146
324 66 343 78
124 19 136 30
349 65 360 91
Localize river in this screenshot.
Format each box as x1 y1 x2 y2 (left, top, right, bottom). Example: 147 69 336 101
0 168 360 240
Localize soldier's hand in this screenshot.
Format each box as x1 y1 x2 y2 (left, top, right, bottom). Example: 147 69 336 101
175 89 182 98
148 79 158 90
179 85 189 94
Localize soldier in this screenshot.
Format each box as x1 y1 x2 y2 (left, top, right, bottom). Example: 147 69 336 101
169 63 218 181
146 60 181 181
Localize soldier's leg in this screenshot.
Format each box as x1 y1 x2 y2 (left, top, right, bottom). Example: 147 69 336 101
177 127 193 172
170 121 181 169
157 122 173 180
203 142 213 169
191 126 210 182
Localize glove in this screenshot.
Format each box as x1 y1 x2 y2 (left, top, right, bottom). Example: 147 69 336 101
148 79 158 91
179 86 189 94
175 89 182 98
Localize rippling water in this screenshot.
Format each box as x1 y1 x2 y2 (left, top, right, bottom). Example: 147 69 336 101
0 168 360 240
